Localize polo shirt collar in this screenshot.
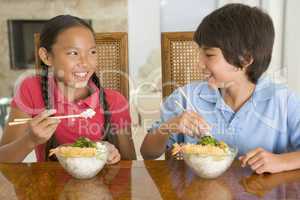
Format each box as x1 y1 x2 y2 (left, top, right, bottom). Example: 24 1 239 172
198 82 219 103
252 76 274 102
198 76 274 105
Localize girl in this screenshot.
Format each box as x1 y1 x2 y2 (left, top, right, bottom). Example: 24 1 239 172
0 15 136 163
141 4 300 174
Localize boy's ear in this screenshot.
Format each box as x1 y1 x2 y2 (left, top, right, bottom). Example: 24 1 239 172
239 54 254 69
38 47 52 66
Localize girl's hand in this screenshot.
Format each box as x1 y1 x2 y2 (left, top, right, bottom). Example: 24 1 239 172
105 142 121 165
163 111 211 137
27 109 60 146
239 148 286 174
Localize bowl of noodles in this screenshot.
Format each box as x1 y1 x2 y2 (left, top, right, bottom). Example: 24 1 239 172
172 136 237 179
50 137 108 179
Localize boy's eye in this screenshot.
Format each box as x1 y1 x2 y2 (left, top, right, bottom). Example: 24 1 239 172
206 54 214 57
67 51 78 56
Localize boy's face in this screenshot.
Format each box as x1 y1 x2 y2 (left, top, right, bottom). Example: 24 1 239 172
47 26 97 89
199 46 247 89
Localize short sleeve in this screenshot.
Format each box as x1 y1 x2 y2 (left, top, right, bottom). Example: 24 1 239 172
10 76 44 116
106 90 131 130
287 91 300 150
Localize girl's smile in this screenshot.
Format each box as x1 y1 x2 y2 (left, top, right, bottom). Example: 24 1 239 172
48 26 97 89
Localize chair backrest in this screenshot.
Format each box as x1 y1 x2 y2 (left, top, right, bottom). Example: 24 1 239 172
34 32 129 99
161 32 205 98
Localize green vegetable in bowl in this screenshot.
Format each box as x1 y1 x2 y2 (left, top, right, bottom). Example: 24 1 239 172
197 136 229 150
198 136 219 146
71 137 96 148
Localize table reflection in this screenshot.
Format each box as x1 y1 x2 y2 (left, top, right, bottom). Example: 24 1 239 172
144 159 235 200
1 161 300 200
181 179 233 200
59 177 112 200
241 169 300 198
0 162 131 200
0 172 18 200
144 159 300 200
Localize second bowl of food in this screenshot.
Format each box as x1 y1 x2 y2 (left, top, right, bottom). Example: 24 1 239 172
173 136 237 179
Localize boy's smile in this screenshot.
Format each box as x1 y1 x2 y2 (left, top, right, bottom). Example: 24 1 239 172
199 46 247 90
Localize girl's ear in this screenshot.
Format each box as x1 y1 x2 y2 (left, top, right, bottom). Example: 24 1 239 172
38 47 52 66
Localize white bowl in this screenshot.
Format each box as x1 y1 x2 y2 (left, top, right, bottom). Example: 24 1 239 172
183 148 237 179
56 143 108 179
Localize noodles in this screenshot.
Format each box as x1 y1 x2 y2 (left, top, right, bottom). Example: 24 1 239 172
172 137 230 156
49 146 97 157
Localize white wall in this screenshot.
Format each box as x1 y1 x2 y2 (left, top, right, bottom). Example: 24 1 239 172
218 0 261 7
128 0 161 79
128 0 162 161
160 0 216 32
261 0 286 78
285 0 300 94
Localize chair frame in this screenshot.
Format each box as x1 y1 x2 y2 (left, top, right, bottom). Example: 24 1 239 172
161 31 203 98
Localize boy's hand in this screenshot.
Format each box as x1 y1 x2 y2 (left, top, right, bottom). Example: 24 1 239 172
163 111 211 137
239 148 286 174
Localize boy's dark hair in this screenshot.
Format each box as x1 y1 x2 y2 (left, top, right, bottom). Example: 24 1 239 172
39 15 113 161
193 3 275 84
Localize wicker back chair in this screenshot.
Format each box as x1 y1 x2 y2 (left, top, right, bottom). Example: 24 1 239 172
161 32 205 98
34 32 129 99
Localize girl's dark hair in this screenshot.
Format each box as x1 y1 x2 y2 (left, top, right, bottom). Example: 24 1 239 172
193 3 275 84
40 15 112 161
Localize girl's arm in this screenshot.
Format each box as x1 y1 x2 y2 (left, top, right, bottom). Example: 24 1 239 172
115 127 137 160
0 107 36 162
0 107 59 162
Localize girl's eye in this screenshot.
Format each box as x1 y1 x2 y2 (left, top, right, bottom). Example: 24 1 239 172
206 54 214 57
67 51 78 56
90 50 97 55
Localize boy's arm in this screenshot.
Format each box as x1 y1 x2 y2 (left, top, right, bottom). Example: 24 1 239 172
280 151 300 171
140 88 187 160
140 124 171 160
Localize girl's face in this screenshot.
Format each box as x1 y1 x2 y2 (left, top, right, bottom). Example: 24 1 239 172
48 26 97 88
200 47 247 89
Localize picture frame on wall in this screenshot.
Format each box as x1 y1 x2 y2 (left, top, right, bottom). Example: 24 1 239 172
7 20 46 69
7 19 92 70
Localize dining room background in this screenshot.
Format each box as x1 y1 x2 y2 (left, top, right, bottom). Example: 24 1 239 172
0 0 299 162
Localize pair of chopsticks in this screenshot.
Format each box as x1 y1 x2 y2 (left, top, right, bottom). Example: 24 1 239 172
177 87 197 112
8 114 82 126
175 87 212 135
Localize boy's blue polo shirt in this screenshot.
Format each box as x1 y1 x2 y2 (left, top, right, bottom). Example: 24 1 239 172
149 77 300 156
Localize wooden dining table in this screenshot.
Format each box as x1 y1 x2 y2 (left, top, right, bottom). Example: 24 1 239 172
0 159 300 200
